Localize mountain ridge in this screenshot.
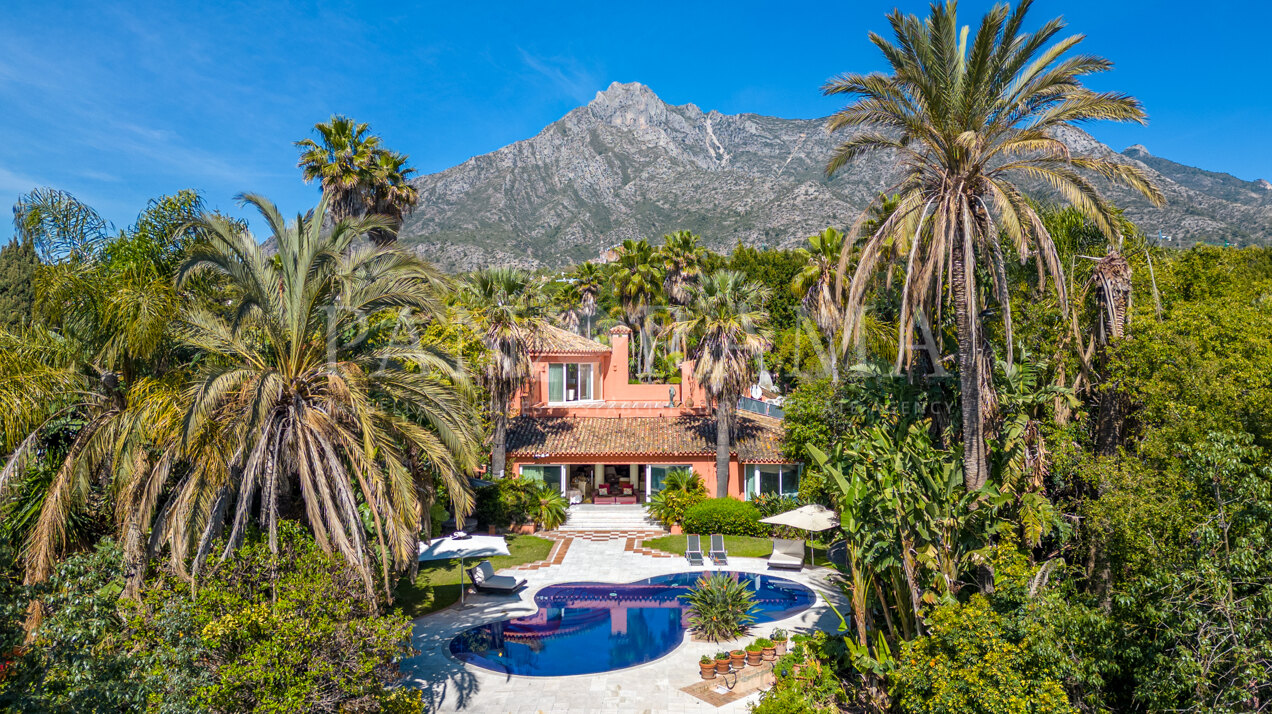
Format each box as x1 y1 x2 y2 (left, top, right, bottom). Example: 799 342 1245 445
399 82 1272 270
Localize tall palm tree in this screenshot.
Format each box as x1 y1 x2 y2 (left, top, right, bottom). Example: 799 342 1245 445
163 194 481 599
793 228 846 381
296 116 419 245
611 239 663 381
555 282 584 334
295 115 382 222
0 191 204 617
658 231 708 306
366 150 419 246
824 0 1162 490
674 272 772 497
573 262 605 337
460 268 547 480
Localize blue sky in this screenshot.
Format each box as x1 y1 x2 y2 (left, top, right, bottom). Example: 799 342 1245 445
1 0 1269 237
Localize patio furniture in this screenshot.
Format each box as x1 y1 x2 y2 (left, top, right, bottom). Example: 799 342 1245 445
768 538 805 570
595 483 615 505
418 534 512 605
685 533 705 566
708 534 728 565
466 560 527 594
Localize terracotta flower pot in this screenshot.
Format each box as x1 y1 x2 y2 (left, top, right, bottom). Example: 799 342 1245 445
515 523 537 535
745 649 762 666
699 661 716 680
773 639 787 655
730 650 746 669
669 524 683 535
714 657 731 674
762 646 776 661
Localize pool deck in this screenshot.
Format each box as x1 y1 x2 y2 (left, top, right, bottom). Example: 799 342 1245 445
402 531 847 713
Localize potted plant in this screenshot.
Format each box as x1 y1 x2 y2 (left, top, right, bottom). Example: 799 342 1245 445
771 629 788 655
730 649 746 669
757 637 776 661
714 651 731 675
699 655 716 680
744 642 763 666
681 573 758 642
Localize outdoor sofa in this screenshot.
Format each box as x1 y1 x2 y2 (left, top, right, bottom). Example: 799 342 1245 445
466 560 528 594
768 538 805 570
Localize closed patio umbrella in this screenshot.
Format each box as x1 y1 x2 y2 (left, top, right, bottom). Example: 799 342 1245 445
418 534 511 605
759 504 840 564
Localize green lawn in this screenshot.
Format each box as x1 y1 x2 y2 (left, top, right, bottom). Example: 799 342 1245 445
642 534 833 566
393 535 555 618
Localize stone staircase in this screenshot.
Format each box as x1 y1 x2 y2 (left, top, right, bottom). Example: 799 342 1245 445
559 504 661 532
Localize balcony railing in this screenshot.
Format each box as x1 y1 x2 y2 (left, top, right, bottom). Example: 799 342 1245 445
738 396 784 419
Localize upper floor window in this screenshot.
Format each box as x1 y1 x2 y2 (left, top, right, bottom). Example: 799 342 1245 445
548 363 594 403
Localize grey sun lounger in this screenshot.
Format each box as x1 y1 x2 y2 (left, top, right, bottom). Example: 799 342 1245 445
685 533 705 566
467 560 527 594
708 533 728 566
768 538 805 570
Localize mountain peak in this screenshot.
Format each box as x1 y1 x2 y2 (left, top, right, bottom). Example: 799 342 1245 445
1124 144 1151 158
1258 179 1272 191
590 81 658 105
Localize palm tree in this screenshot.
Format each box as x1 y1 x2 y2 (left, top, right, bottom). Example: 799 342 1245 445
611 239 664 381
674 272 772 497
296 116 418 244
0 191 203 616
793 228 846 381
365 150 419 246
554 282 584 334
295 115 382 222
659 231 708 306
164 194 481 599
460 268 547 480
824 0 1162 490
573 263 605 337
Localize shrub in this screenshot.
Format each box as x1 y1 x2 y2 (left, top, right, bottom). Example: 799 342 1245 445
532 485 568 530
683 498 765 537
474 477 541 528
645 469 708 527
680 573 756 642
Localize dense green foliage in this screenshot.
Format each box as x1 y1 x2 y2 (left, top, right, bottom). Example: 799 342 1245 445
3 526 419 712
0 237 38 330
682 497 765 537
645 468 708 527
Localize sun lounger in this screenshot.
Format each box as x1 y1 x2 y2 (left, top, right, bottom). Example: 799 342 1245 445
466 560 527 594
685 533 705 566
708 533 728 566
768 538 805 570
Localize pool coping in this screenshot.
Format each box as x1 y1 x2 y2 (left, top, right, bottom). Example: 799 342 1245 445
428 567 839 682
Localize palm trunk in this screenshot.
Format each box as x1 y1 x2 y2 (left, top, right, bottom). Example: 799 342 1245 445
952 237 989 491
492 391 509 479
714 401 731 498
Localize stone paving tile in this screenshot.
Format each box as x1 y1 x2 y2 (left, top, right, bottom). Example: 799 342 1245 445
402 533 847 713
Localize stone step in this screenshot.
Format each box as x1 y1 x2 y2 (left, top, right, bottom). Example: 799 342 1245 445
561 505 661 531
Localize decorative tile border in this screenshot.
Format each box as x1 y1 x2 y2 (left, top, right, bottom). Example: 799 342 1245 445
509 534 573 571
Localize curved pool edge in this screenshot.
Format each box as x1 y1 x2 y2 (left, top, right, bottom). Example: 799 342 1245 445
438 569 820 679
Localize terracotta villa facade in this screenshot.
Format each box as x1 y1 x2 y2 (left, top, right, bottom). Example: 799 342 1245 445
503 325 801 504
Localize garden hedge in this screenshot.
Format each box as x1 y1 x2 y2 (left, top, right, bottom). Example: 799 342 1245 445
682 498 766 537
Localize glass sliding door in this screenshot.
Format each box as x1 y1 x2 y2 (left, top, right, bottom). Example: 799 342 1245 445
548 365 565 403
520 464 566 494
548 363 594 403
646 464 691 498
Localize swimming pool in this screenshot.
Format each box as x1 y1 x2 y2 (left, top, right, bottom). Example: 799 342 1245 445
446 571 815 677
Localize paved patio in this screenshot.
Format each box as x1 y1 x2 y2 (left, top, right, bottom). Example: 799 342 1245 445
401 532 847 713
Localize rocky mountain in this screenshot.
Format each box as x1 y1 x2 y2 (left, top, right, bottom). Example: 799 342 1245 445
399 82 1272 270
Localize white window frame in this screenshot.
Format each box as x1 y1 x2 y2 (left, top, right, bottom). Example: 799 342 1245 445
519 464 567 494
745 464 802 500
546 362 598 404
645 464 691 499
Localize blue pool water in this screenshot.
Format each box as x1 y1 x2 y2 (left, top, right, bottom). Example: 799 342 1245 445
447 571 815 677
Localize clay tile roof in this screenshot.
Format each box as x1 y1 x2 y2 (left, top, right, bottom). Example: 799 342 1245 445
506 413 788 463
529 324 610 355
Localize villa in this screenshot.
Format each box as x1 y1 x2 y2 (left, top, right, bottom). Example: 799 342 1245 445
504 325 802 504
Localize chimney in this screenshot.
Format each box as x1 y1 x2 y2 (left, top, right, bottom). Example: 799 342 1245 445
609 325 632 384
